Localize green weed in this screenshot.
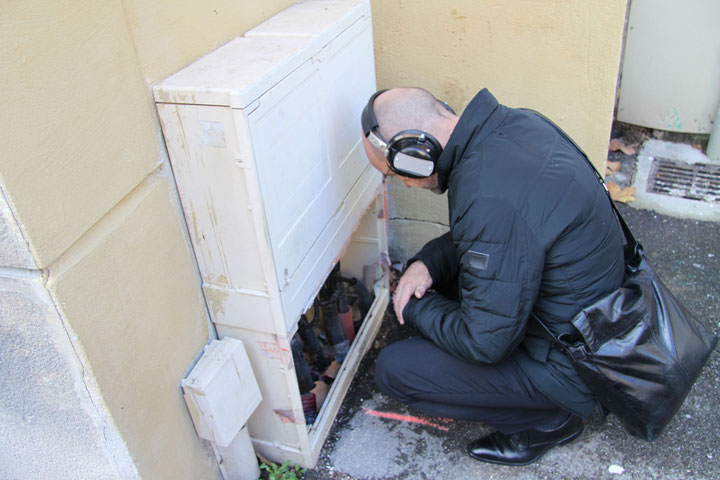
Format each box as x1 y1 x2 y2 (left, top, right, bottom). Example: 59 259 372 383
259 460 306 480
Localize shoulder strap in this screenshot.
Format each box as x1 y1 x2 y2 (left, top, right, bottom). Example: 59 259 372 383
522 108 647 343
519 108 643 267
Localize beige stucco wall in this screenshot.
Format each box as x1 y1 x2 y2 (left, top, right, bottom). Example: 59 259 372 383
1 0 628 476
370 0 628 261
0 0 294 478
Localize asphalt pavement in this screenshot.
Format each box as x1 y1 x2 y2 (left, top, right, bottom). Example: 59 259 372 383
304 141 720 480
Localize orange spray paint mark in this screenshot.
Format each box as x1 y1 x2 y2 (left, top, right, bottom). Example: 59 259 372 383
362 407 452 431
258 340 290 365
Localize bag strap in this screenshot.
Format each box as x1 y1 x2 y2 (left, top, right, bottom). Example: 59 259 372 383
520 108 645 347
520 108 643 267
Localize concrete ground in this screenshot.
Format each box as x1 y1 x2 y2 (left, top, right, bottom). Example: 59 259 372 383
304 139 720 480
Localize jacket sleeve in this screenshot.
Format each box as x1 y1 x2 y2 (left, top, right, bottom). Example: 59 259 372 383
407 231 458 286
403 198 545 364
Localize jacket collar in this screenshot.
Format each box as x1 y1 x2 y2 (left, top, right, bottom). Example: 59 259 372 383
436 89 505 192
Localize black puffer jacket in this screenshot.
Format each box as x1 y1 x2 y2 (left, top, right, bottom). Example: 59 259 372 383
403 89 625 417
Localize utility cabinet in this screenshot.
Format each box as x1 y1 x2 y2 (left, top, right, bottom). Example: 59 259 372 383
154 0 388 468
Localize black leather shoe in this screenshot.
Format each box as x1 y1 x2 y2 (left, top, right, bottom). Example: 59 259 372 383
467 415 584 466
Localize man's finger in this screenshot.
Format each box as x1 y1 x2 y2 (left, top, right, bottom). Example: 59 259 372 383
394 302 405 325
393 286 411 325
394 293 405 325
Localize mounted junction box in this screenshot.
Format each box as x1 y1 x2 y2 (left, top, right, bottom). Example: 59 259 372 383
182 337 261 447
154 0 389 468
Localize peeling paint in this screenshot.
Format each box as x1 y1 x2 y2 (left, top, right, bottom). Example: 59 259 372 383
203 285 228 317
273 408 304 424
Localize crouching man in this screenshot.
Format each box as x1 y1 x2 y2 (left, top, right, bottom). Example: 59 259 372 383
360 87 624 465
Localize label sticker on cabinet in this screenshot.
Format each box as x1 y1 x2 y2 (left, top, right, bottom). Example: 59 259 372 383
198 121 226 148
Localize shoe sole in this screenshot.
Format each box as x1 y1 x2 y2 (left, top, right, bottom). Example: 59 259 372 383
467 424 585 467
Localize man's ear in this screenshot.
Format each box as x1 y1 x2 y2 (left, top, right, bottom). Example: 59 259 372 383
398 176 424 188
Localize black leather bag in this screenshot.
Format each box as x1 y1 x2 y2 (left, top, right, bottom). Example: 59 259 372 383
538 237 717 441
534 112 717 441
526 109 718 441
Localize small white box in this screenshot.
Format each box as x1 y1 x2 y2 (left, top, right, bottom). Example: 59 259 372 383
182 337 262 447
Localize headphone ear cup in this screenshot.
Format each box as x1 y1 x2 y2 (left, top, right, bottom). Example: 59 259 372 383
387 130 442 178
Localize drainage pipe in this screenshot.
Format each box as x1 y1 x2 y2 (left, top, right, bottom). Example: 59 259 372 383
708 101 720 161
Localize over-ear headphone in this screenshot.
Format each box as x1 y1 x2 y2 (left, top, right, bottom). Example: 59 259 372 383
361 89 455 178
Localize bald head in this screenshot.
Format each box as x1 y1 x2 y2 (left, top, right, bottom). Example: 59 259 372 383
374 87 454 141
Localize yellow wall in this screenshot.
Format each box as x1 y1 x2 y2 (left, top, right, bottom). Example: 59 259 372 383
1 0 294 478
1 0 627 476
1 0 296 267
371 0 627 170
1 0 160 266
123 0 297 86
371 0 628 261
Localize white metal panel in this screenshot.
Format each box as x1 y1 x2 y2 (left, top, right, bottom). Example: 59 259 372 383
202 284 276 334
277 169 382 332
320 16 375 194
616 0 720 133
153 36 314 109
339 197 384 283
247 60 333 290
213 327 308 458
156 103 267 291
155 0 385 469
152 2 371 110
215 196 389 467
246 15 376 302
245 0 367 39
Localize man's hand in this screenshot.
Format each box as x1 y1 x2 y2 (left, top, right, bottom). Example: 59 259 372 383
394 261 433 325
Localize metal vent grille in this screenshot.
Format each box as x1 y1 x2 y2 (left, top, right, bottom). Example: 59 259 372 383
647 158 720 203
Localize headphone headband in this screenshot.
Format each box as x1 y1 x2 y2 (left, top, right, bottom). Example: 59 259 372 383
361 89 390 154
360 89 454 178
361 89 388 138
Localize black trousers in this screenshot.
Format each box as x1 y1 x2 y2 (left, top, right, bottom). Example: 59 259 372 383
374 336 566 434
